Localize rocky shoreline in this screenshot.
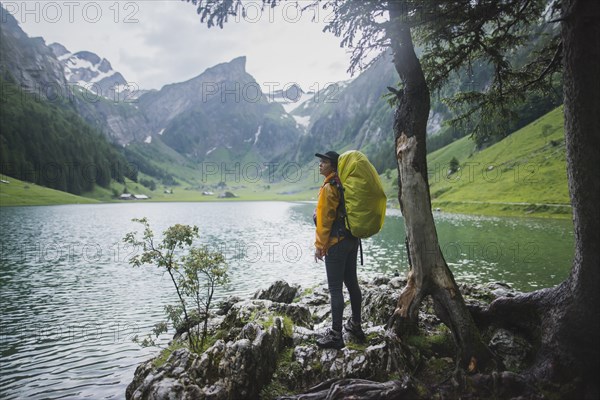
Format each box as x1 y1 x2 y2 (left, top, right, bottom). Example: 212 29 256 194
126 277 527 399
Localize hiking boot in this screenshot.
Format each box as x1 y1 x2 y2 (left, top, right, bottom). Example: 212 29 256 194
316 328 344 350
344 318 366 342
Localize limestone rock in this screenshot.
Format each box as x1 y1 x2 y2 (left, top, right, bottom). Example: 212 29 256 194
126 279 523 400
361 286 400 326
127 318 287 400
253 280 300 304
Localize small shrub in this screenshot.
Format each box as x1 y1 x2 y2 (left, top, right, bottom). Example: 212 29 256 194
124 218 229 353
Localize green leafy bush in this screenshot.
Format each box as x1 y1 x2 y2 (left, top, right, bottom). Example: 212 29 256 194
124 218 229 352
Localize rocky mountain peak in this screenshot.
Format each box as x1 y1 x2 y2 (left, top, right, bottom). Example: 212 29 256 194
49 45 128 99
72 50 101 64
199 56 248 82
0 6 67 92
48 42 70 58
68 50 113 74
0 7 26 40
224 55 247 74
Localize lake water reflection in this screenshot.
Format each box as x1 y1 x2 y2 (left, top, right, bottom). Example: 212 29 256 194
0 202 573 399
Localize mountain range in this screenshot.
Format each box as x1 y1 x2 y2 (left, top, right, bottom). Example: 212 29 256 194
0 3 407 184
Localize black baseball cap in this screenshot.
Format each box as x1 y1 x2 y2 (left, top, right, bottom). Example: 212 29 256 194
315 151 340 165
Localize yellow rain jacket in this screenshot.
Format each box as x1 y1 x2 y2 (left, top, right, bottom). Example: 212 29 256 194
315 172 343 253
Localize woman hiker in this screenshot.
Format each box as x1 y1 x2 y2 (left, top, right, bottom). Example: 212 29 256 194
314 151 366 349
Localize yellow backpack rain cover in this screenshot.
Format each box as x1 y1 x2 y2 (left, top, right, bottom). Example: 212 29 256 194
337 150 387 238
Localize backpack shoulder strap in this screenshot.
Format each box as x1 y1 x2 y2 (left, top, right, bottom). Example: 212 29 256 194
327 175 353 237
327 176 346 215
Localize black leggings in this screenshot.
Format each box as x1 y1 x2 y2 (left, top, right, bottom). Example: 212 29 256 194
325 237 362 332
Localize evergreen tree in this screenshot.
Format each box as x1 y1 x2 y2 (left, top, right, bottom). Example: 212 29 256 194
0 77 131 194
448 157 460 175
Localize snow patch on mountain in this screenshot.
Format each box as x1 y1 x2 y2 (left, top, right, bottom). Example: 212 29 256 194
267 84 315 114
293 115 311 128
49 43 129 99
206 147 217 155
254 125 262 145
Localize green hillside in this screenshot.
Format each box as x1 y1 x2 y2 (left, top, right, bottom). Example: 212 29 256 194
426 106 571 218
0 174 99 206
0 77 136 195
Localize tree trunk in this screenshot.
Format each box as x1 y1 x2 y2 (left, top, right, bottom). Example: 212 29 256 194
386 1 492 371
557 1 600 389
532 0 598 388
471 1 600 396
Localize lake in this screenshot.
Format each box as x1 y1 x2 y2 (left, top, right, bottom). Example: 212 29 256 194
0 202 574 399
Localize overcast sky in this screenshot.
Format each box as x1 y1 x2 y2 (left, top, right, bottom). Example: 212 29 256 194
9 0 354 93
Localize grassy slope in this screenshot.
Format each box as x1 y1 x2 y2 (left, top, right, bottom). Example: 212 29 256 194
426 106 570 218
0 175 99 206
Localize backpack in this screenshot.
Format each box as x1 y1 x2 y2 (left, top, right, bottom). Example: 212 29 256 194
335 150 387 238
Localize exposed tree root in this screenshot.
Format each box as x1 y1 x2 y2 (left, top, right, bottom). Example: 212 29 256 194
468 281 598 399
282 281 597 400
277 377 421 400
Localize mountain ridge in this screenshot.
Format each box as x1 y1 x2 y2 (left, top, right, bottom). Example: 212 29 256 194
50 44 129 97
1 4 398 173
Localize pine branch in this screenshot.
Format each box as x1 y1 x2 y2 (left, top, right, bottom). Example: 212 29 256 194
523 41 563 90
